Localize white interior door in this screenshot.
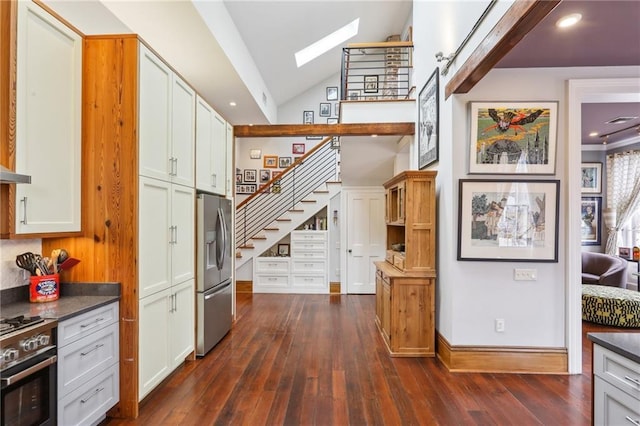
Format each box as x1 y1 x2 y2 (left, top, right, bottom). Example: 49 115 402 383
346 189 385 294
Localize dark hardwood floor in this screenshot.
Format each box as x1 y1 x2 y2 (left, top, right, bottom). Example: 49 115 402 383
104 293 626 425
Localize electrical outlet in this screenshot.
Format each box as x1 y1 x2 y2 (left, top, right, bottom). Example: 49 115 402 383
495 318 505 332
514 268 537 281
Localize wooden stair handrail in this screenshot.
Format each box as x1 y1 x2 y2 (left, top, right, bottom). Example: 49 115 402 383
236 135 333 209
346 41 414 49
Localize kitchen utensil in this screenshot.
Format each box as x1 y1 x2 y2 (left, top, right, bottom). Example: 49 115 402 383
16 252 37 275
57 249 68 264
36 257 50 275
50 249 61 274
59 257 80 271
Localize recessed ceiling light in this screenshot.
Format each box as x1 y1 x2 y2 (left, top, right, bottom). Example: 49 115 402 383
556 13 582 28
589 131 599 137
229 101 237 107
371 134 378 138
295 18 359 68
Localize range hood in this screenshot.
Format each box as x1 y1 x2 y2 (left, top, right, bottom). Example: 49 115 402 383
0 165 31 184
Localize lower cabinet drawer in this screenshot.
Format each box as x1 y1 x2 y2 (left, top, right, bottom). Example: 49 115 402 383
254 274 290 288
594 376 640 426
254 258 290 274
291 274 327 291
58 322 119 397
291 260 326 274
58 362 119 426
594 344 640 400
58 302 118 347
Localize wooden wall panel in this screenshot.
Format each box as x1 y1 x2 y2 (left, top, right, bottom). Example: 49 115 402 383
42 35 140 418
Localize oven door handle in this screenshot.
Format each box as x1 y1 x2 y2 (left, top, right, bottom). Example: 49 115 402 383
1 355 57 387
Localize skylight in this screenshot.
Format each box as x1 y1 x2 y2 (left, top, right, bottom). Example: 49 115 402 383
295 18 359 68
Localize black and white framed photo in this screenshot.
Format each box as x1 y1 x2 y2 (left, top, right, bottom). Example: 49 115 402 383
581 162 602 193
279 157 292 168
457 179 560 262
364 75 378 93
243 169 256 183
334 103 339 116
303 110 314 124
259 169 271 183
418 68 439 169
326 86 338 101
347 90 360 101
581 196 602 246
319 103 331 117
236 173 242 184
468 101 558 174
236 184 256 195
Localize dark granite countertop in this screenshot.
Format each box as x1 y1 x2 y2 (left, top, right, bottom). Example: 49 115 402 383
1 282 120 322
588 332 640 364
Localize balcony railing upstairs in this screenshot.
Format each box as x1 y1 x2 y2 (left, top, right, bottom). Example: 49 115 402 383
235 136 339 248
341 41 414 102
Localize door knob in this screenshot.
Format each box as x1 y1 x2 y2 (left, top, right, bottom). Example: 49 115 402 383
348 249 352 253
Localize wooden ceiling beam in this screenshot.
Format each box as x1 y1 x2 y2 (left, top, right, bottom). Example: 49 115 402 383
445 0 560 99
234 122 414 138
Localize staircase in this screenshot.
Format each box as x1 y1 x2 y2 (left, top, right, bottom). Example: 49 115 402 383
235 137 340 269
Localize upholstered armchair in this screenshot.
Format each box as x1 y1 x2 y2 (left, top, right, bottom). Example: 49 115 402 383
581 251 628 288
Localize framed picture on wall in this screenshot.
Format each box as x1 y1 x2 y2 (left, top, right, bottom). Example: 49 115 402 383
259 169 271 183
303 110 314 124
319 103 331 117
364 75 378 93
326 86 338 101
457 179 560 262
243 169 257 182
581 162 602 193
292 143 305 154
418 67 439 169
279 157 292 168
468 101 558 174
264 155 278 168
581 196 602 246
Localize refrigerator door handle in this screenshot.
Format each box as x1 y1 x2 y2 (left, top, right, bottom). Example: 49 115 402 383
215 207 225 270
219 207 228 271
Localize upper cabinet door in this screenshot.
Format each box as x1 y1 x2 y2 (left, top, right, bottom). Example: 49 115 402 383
195 96 226 196
170 76 195 187
139 44 172 182
14 2 82 235
195 96 213 193
210 110 227 196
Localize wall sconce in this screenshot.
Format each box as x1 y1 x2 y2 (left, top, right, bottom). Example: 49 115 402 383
333 209 338 225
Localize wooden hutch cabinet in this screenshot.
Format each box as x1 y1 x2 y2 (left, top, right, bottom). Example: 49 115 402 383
375 170 436 357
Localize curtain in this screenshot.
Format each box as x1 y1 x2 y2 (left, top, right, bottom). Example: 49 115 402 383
605 150 640 255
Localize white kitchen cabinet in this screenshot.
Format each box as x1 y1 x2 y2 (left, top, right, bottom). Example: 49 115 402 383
593 344 640 425
139 44 195 186
138 278 195 400
14 1 82 235
170 279 195 368
196 96 228 195
291 231 328 293
253 231 328 294
138 288 171 399
57 302 119 426
139 176 195 299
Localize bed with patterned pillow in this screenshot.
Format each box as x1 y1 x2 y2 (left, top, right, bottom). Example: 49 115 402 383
582 284 640 328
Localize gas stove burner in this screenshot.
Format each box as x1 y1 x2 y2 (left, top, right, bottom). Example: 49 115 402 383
0 315 44 337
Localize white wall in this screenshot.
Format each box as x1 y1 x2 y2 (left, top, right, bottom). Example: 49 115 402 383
0 239 42 289
412 0 640 348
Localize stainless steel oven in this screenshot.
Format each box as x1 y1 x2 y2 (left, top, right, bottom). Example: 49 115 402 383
0 316 57 426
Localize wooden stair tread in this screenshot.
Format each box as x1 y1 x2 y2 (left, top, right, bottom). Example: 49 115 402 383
313 190 329 194
252 236 267 240
239 245 254 249
326 181 342 184
264 227 279 231
289 209 304 213
300 200 316 203
276 218 292 222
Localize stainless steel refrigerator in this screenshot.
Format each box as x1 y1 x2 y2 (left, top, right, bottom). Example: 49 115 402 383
196 193 233 356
